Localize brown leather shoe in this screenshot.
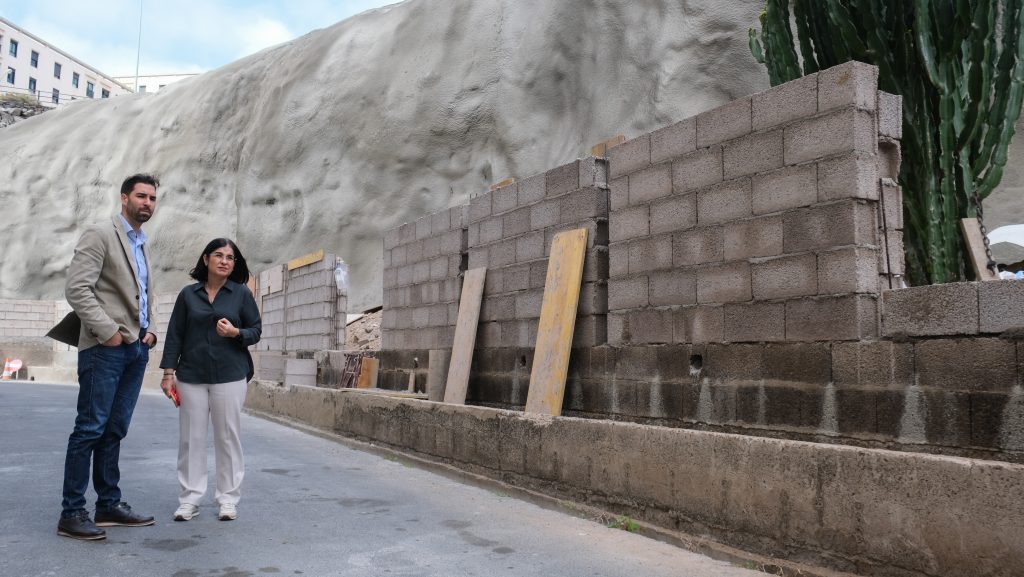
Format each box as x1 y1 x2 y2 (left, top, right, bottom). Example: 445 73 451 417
57 511 106 540
94 502 155 527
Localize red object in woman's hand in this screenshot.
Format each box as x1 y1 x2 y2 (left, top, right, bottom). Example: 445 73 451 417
170 385 180 407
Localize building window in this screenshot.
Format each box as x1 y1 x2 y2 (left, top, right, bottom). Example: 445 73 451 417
30 50 39 68
101 88 109 98
5 67 13 84
86 81 94 98
52 88 59 104
54 63 62 79
9 39 17 57
138 85 146 93
28 77 36 92
72 72 79 88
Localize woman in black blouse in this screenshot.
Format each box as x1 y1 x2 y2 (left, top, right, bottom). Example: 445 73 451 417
160 238 261 522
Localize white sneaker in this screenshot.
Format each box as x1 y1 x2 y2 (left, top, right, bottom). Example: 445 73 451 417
173 504 199 521
218 503 237 521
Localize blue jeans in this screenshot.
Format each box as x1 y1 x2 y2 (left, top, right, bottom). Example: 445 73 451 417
61 336 149 517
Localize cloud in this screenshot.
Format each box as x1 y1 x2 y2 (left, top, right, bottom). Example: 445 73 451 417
234 16 293 59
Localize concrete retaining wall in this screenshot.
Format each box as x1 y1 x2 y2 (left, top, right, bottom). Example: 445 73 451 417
246 380 1024 577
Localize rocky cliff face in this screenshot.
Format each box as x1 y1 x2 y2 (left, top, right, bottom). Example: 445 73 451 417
0 1 822 309
1 0 779 309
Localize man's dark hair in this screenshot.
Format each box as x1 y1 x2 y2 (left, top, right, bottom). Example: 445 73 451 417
120 173 160 196
189 238 251 284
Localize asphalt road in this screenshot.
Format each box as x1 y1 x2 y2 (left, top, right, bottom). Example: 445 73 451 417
0 381 764 577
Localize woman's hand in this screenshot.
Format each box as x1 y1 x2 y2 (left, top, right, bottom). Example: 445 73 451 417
160 373 177 404
216 318 240 338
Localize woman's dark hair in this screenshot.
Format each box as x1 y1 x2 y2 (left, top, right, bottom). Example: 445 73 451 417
189 238 250 284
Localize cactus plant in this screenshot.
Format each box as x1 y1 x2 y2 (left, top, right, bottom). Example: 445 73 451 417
750 0 1024 284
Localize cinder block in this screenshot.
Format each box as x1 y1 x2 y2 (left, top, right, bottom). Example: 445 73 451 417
722 129 784 180
514 290 544 319
422 236 441 260
608 275 649 311
399 222 417 245
628 162 672 205
450 205 470 229
818 247 879 295
491 181 518 215
607 311 627 344
878 91 902 139
518 173 546 205
697 261 752 304
832 341 914 387
609 204 649 243
578 282 608 315
489 239 516 268
529 261 548 289
651 117 697 164
610 176 629 210
978 281 1024 334
784 108 876 165
786 295 878 341
477 216 503 245
515 231 546 263
673 305 724 343
626 309 674 344
752 72 818 131
818 60 879 113
578 157 608 189
703 343 764 380
696 96 753 148
723 216 783 261
752 164 817 215
481 294 516 322
483 267 503 294
503 207 531 238
476 321 502 348
560 186 608 224
817 152 879 202
628 235 673 274
751 253 818 300
882 283 979 337
609 135 651 179
383 228 401 250
416 216 433 240
571 315 607 347
431 208 452 236
468 247 488 270
609 243 628 278
782 200 877 253
546 161 580 196
762 342 832 384
915 337 1017 391
529 199 560 230
650 194 696 235
696 178 752 225
503 263 531 293
414 261 432 284
469 191 493 223
723 301 786 343
880 179 903 230
649 269 697 306
429 257 449 282
672 146 723 193
468 223 480 248
673 226 724 266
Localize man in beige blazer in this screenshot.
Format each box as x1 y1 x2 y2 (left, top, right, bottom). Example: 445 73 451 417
57 174 161 540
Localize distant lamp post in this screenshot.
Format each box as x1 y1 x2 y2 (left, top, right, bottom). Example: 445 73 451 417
134 0 143 92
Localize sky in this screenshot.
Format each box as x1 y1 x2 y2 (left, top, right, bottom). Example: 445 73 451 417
0 0 396 77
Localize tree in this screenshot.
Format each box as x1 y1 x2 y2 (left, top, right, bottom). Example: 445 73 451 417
750 0 1024 284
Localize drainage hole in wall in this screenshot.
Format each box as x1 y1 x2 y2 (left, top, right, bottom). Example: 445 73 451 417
689 354 703 373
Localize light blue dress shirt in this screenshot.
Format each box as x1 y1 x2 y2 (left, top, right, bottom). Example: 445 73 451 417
118 214 149 330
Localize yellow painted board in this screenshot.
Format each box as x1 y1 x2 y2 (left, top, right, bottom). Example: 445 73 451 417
960 218 999 281
287 249 325 271
443 268 487 404
490 177 515 191
525 228 588 416
590 134 625 157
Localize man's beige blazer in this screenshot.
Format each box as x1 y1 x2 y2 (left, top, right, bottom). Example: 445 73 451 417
65 214 155 350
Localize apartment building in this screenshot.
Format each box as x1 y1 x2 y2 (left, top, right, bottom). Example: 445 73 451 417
0 17 131 106
114 73 198 94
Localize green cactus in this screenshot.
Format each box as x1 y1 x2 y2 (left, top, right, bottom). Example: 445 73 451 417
750 0 1024 284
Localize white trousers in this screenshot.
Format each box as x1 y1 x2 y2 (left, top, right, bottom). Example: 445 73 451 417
176 378 247 506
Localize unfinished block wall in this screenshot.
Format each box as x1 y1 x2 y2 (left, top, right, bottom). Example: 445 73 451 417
380 206 468 350
254 253 348 382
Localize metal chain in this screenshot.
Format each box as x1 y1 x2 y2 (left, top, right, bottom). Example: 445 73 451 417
971 189 998 274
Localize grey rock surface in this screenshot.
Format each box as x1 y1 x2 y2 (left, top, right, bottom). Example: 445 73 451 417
0 0 769 310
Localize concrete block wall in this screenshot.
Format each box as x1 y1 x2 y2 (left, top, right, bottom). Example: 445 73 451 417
380 205 468 350
255 253 347 354
0 299 58 344
468 158 609 351
606 61 901 346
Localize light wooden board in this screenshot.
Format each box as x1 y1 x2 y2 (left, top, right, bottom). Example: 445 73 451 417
338 388 427 400
961 218 999 281
287 249 325 271
525 228 588 416
443 267 487 404
356 357 379 389
590 134 625 157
